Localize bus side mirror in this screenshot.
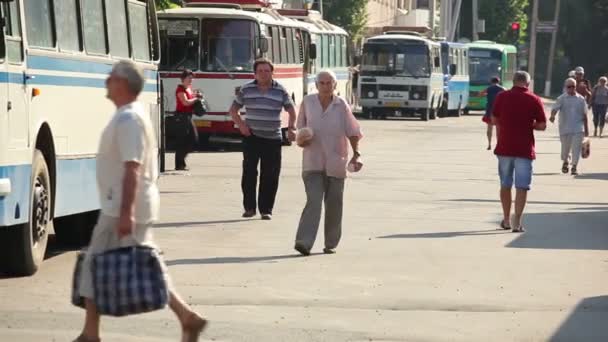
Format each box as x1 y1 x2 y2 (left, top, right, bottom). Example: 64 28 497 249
449 64 457 76
434 56 440 68
309 43 317 59
259 38 269 53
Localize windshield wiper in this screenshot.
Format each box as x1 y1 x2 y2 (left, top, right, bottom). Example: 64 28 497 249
215 57 235 80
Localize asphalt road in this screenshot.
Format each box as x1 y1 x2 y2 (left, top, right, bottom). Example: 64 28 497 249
1 104 607 342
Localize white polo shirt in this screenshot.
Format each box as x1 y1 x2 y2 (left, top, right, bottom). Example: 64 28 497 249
96 101 159 223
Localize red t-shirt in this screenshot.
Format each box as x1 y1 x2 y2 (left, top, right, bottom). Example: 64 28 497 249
175 85 194 113
493 86 546 160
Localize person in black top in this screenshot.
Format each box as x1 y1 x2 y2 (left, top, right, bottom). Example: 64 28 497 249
482 77 506 150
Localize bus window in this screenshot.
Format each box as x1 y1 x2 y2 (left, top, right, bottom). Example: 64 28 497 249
128 2 151 60
342 35 347 66
336 36 342 67
286 28 295 64
105 0 130 57
280 27 288 64
159 19 199 70
201 19 257 72
469 49 502 86
2 1 23 63
272 26 280 64
267 27 274 62
24 0 55 48
322 35 329 68
54 0 81 52
506 52 516 81
81 0 107 55
292 29 300 64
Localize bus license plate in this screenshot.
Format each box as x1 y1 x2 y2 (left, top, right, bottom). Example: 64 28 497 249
386 102 401 107
196 120 211 128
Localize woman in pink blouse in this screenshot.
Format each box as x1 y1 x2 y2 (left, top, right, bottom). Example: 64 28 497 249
293 70 363 256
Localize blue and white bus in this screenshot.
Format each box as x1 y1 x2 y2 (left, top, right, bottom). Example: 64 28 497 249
0 0 160 276
439 41 469 117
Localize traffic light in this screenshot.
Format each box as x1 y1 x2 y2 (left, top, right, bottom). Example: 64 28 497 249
510 22 521 42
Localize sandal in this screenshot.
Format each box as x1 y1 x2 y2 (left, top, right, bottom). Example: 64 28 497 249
500 220 511 230
562 162 569 174
512 226 526 233
73 335 101 342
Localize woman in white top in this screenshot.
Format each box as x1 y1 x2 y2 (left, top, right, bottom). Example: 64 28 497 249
590 76 608 137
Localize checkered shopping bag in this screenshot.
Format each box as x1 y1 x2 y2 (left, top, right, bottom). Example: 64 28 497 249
71 246 169 316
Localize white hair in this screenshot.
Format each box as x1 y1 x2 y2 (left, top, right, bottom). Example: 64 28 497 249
564 77 576 86
599 76 607 83
111 60 145 95
513 70 531 84
315 69 337 84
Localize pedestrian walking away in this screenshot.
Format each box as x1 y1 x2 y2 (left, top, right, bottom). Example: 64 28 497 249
590 76 608 137
174 69 202 171
550 78 590 175
74 61 206 342
293 70 363 256
481 77 505 150
229 58 297 220
574 66 592 104
492 71 547 233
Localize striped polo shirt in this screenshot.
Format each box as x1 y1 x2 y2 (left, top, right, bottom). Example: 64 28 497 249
233 80 294 140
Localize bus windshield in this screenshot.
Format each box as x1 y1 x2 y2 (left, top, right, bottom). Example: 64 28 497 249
469 48 502 86
362 41 430 77
160 18 259 72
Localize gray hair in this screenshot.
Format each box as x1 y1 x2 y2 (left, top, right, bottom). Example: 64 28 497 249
316 69 337 84
599 76 607 83
564 77 576 86
513 70 531 84
111 60 145 95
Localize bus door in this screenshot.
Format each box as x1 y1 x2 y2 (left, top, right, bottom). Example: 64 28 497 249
2 1 28 149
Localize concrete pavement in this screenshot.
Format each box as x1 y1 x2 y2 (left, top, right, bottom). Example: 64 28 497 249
1 106 607 341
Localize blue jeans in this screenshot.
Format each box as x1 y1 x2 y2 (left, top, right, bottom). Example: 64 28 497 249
592 104 607 128
497 156 533 190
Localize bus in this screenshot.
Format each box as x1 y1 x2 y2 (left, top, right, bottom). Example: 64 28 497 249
439 41 469 117
0 0 161 276
159 1 349 146
358 32 444 121
466 41 517 111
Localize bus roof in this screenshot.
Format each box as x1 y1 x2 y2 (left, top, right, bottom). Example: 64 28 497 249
466 40 517 53
365 34 438 45
158 7 346 34
440 41 468 49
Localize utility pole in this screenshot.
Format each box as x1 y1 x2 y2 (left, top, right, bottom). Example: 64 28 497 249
528 0 539 91
544 0 561 97
430 0 436 36
449 0 463 42
472 0 479 41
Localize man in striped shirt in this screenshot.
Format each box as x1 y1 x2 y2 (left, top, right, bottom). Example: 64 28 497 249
229 58 297 220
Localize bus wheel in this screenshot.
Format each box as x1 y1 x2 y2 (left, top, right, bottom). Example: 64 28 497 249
420 108 430 121
430 108 437 120
0 151 51 276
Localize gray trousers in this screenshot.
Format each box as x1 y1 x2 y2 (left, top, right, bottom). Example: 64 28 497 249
295 171 345 250
560 132 584 165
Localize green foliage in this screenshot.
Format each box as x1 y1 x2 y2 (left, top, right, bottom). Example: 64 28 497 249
155 0 182 9
478 0 529 45
323 0 368 39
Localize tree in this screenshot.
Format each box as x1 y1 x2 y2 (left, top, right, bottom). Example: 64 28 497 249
155 0 181 9
478 0 529 45
322 0 368 40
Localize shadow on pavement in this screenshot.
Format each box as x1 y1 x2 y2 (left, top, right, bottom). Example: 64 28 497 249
549 296 608 342
575 173 608 181
377 229 510 239
154 219 251 228
166 253 321 266
446 199 608 206
507 208 608 250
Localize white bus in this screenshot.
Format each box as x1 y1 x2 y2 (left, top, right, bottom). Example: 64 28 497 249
159 1 350 145
358 32 444 121
0 0 161 276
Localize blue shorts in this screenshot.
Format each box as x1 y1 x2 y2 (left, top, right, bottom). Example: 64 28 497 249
497 156 533 190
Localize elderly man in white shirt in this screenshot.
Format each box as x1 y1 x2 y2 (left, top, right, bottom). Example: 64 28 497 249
75 61 206 342
550 77 590 175
293 70 363 256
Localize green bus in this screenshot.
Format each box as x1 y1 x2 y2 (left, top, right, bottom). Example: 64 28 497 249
466 41 517 111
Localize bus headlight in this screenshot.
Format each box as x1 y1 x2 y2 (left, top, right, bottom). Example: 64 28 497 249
368 91 375 98
412 93 420 100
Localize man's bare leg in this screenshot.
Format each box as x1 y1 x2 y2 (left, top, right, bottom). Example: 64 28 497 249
512 189 528 230
77 299 100 341
168 291 207 342
500 187 512 226
487 125 493 150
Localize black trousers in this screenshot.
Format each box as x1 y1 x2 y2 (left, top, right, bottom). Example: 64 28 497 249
241 135 282 214
174 114 196 169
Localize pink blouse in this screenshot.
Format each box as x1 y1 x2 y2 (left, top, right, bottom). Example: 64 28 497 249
296 94 363 178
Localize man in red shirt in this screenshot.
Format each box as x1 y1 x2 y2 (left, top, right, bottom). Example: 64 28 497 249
491 71 547 232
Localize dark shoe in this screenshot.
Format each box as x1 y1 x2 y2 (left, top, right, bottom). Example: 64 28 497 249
561 162 569 174
294 244 310 256
242 210 256 218
175 166 189 171
571 166 578 176
323 248 336 254
261 213 272 220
